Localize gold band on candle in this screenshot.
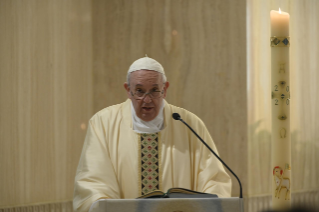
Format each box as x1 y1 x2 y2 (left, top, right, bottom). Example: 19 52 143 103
270 36 290 47
271 92 290 99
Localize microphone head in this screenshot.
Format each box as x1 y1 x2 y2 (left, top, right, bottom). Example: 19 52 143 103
172 113 181 120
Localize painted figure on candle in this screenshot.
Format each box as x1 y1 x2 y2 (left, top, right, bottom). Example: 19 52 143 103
273 164 291 200
279 63 285 73
280 128 286 138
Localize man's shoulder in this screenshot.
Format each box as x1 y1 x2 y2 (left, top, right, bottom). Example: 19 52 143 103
166 102 205 127
90 101 127 121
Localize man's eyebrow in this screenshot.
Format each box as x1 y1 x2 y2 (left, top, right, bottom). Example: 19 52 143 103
134 84 159 87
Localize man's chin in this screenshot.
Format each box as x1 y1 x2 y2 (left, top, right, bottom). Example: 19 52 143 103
139 113 157 122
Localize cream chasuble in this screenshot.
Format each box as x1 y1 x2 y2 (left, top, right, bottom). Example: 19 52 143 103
73 99 231 212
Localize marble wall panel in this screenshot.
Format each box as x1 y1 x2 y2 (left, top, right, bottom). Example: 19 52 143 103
0 0 92 206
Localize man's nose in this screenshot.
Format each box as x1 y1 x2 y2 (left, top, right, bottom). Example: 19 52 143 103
143 94 152 103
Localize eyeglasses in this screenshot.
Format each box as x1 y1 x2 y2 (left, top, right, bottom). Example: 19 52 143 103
130 88 164 99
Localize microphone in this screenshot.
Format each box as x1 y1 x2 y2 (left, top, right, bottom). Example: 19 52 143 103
172 113 243 198
172 113 181 120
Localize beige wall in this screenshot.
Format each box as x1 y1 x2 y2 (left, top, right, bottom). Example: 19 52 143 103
0 0 92 207
1 0 318 211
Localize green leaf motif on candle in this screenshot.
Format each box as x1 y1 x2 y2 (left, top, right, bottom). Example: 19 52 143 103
285 163 291 170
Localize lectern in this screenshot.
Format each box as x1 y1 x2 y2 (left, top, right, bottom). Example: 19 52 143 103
89 198 244 212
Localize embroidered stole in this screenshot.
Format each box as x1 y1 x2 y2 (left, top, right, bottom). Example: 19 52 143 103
140 133 160 195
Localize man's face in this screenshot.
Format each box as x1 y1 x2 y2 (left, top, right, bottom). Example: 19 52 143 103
124 70 169 122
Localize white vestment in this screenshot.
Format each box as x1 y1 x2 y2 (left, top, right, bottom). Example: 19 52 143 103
73 99 231 212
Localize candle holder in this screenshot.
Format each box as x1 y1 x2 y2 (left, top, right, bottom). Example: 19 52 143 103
270 36 290 47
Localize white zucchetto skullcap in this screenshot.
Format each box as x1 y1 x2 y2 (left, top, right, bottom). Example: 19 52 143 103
128 56 165 75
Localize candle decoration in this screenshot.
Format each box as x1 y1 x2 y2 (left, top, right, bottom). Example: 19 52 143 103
270 8 291 210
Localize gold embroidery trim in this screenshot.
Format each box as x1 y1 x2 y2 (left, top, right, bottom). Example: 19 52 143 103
140 133 160 195
158 132 163 192
138 133 142 196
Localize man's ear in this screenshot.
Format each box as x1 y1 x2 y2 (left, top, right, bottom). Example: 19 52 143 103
162 81 170 98
124 82 131 99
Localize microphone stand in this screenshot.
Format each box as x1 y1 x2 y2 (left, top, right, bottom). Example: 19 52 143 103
173 113 243 199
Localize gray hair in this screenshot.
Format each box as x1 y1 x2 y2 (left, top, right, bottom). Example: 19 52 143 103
126 71 167 86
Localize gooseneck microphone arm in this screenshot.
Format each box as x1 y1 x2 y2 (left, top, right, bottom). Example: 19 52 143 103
172 113 243 199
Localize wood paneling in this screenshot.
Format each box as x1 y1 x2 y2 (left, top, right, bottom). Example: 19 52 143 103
1 0 317 211
92 0 248 197
0 0 92 206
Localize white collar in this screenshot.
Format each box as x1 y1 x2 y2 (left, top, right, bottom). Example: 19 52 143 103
131 101 165 133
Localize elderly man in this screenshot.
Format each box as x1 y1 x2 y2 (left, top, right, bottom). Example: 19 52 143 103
73 57 231 212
